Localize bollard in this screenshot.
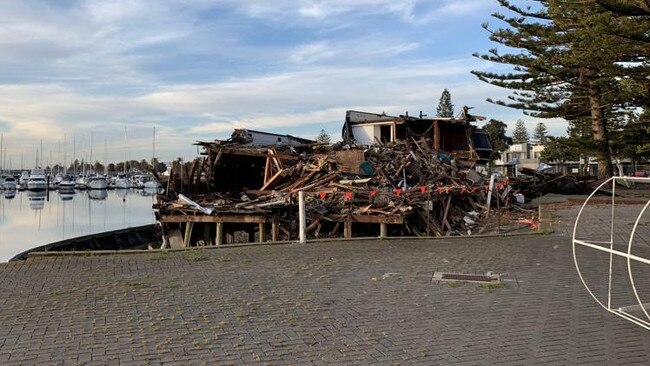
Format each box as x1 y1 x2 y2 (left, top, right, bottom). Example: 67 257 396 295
298 191 306 243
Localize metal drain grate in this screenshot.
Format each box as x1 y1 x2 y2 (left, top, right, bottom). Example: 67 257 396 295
433 272 500 283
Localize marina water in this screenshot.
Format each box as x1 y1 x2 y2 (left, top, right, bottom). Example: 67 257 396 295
0 189 157 262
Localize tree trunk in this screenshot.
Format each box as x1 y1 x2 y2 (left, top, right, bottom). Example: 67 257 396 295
587 82 612 178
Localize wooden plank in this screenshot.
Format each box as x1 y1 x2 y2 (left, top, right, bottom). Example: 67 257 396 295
183 222 194 247
268 148 283 171
433 120 441 150
259 169 284 191
334 150 365 174
344 218 352 239
263 155 272 184
325 214 404 224
441 195 452 231
160 214 272 224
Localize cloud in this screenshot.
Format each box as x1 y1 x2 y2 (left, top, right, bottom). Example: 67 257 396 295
288 42 340 64
0 0 569 166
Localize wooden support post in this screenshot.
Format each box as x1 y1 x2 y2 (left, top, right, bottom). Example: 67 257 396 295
215 222 223 246
258 223 266 243
433 120 441 150
183 222 194 247
344 217 352 239
271 222 279 242
380 223 388 238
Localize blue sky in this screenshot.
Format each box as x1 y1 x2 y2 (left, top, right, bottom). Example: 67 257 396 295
0 0 567 166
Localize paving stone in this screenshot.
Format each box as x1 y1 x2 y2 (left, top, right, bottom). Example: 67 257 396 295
0 204 649 364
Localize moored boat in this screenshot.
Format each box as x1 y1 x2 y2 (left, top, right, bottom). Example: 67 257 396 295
75 176 87 189
27 167 47 191
2 176 17 190
115 173 131 189
19 171 29 186
88 174 108 190
59 175 75 191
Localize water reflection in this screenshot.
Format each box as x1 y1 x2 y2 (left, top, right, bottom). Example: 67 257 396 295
3 190 16 200
59 190 75 201
27 191 47 210
141 187 163 196
88 190 108 200
0 189 157 262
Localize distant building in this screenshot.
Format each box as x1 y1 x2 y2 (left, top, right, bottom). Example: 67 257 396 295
493 142 642 177
494 142 545 176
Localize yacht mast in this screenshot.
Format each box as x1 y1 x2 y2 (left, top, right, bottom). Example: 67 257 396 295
63 133 67 175
104 138 107 176
89 132 93 174
152 126 156 169
124 126 127 174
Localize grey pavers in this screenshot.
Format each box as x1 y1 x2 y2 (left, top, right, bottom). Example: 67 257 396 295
0 205 649 365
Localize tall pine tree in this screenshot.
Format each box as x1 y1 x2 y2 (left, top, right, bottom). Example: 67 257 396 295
512 120 529 144
472 0 647 177
436 89 454 117
532 122 548 144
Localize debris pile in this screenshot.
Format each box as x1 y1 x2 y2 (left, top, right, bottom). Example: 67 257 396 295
154 125 598 246
155 138 506 243
513 168 590 197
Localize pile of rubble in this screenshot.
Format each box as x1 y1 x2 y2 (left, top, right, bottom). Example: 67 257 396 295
154 126 599 245
155 137 512 241
513 167 590 197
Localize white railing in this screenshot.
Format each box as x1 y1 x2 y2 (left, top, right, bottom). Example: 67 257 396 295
572 176 650 330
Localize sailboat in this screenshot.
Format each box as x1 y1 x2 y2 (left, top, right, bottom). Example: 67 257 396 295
59 134 75 192
75 159 88 189
143 126 161 189
115 126 131 189
86 133 107 190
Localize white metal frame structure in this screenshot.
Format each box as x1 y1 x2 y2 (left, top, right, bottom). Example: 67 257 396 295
572 176 650 330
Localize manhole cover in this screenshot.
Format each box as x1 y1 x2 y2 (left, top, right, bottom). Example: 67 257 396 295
433 272 500 283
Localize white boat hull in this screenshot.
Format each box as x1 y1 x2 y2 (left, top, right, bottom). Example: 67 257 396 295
88 179 108 190
143 181 160 189
2 182 17 190
27 181 47 191
115 178 131 189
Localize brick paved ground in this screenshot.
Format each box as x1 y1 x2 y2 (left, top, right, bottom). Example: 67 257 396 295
1 204 649 365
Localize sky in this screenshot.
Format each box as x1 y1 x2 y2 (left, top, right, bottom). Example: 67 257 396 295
0 0 568 168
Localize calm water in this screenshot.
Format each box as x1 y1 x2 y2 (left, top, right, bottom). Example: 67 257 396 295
0 189 158 262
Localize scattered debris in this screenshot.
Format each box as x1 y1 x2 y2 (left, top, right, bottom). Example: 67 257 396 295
152 117 592 246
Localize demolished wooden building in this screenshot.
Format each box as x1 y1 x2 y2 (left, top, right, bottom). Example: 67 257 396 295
154 107 497 248
342 106 492 164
